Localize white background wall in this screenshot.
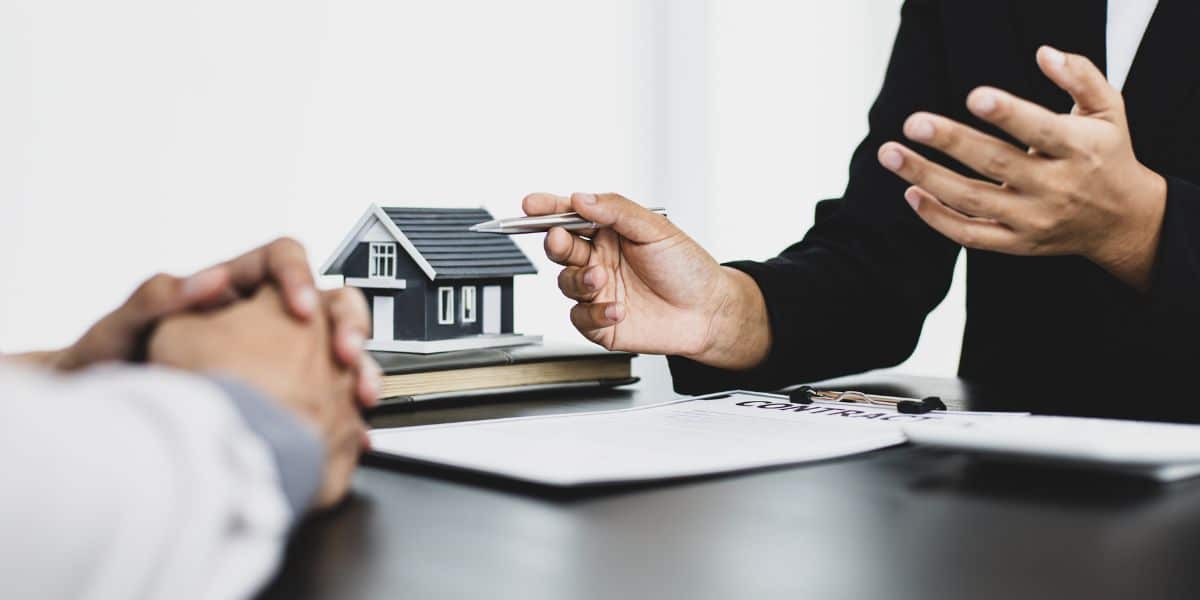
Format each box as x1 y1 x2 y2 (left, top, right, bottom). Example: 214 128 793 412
1 0 965 377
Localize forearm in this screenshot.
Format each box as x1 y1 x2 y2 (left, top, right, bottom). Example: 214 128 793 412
1143 176 1200 314
666 0 957 394
1 349 65 368
0 364 318 600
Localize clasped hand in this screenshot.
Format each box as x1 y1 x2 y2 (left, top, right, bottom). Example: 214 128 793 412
877 46 1167 290
10 237 380 511
32 237 381 407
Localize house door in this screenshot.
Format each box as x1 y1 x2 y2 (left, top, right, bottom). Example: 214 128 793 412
482 285 501 334
372 296 394 341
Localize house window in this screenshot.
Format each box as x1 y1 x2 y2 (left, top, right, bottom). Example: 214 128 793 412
461 286 477 323
437 287 455 325
369 243 396 278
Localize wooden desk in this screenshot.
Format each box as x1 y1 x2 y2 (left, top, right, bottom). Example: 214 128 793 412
261 359 1200 600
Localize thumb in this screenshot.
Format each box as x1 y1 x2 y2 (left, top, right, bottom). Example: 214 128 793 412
1036 45 1124 122
569 192 676 244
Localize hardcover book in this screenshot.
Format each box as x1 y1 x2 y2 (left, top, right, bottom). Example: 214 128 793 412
370 343 637 404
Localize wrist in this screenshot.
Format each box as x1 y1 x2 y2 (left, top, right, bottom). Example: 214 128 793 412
1092 167 1167 291
3 348 67 369
687 267 772 370
208 375 323 516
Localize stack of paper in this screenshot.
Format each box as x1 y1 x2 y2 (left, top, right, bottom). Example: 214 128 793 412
368 391 995 486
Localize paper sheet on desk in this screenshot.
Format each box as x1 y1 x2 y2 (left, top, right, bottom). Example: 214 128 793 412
368 391 1003 486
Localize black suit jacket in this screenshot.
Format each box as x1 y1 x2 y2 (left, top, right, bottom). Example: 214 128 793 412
669 0 1200 420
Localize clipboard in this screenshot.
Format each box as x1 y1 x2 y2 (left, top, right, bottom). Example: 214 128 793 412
787 385 949 414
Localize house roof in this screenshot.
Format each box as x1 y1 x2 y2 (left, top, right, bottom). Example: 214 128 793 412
321 205 538 281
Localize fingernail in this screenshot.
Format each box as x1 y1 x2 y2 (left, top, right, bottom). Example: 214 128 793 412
1042 46 1065 70
182 267 224 299
362 379 380 406
969 90 997 115
906 117 934 141
905 188 922 211
295 287 318 316
583 269 596 289
361 362 382 405
578 193 597 206
879 148 904 171
604 304 624 322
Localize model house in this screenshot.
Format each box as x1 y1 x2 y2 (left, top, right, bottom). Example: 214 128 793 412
321 204 540 353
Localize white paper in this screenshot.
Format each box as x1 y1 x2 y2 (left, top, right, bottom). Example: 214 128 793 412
368 391 990 486
903 415 1200 481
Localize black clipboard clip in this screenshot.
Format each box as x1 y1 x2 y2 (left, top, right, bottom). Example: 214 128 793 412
788 386 948 415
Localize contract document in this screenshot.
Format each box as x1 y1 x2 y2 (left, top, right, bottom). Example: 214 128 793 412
369 391 995 486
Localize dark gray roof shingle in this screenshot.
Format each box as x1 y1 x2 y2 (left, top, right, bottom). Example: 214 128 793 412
383 207 537 280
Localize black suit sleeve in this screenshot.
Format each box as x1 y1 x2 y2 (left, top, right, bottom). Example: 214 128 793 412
668 0 961 394
1146 176 1200 329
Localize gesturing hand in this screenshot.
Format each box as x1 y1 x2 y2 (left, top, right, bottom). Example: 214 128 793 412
148 286 366 510
524 192 771 370
39 237 381 407
877 45 1167 290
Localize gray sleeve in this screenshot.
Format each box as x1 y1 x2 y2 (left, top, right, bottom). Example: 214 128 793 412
207 377 324 517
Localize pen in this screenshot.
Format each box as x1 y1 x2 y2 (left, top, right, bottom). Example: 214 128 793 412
470 208 668 235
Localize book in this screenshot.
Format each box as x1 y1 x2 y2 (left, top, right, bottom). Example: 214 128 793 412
370 343 638 404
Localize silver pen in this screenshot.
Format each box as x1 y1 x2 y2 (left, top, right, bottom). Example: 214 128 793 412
470 207 668 235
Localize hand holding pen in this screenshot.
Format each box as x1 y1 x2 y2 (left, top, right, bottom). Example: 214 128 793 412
507 192 773 371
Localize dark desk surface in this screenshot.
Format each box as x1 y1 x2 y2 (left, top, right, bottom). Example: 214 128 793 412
262 358 1200 600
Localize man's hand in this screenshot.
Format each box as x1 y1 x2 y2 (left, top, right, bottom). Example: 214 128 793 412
524 192 771 370
877 45 1167 290
148 286 366 510
18 237 381 407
